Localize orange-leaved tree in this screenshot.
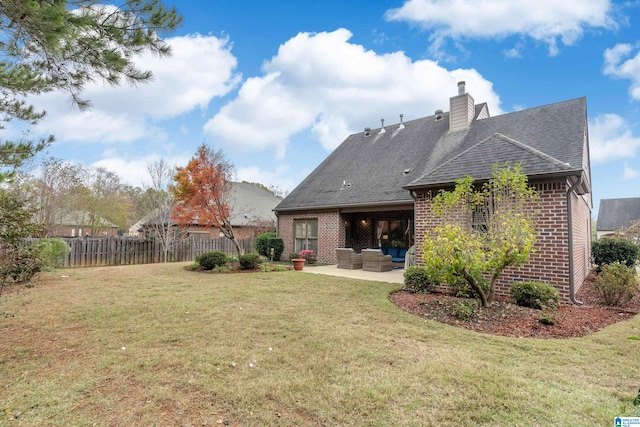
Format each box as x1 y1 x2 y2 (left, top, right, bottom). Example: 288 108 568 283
170 144 243 256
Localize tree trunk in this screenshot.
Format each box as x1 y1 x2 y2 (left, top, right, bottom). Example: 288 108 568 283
463 271 489 307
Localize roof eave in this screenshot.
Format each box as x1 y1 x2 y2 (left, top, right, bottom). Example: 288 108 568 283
274 198 414 213
403 169 585 192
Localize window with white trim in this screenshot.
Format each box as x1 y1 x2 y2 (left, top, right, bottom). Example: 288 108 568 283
294 219 318 253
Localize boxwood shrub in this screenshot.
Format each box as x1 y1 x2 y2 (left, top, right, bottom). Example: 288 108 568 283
196 251 227 270
510 281 560 310
239 253 262 270
403 266 434 293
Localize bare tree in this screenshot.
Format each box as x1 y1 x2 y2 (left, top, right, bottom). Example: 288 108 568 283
29 157 82 237
141 159 178 262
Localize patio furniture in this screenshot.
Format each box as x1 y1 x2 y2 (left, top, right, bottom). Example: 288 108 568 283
362 249 393 272
380 247 409 264
336 248 363 269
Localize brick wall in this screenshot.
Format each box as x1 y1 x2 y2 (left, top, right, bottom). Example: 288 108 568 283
570 192 592 295
277 210 341 263
414 179 591 303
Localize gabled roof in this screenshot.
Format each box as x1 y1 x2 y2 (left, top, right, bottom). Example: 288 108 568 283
411 133 573 187
275 97 588 212
229 182 281 225
144 182 281 227
59 211 117 228
596 198 640 231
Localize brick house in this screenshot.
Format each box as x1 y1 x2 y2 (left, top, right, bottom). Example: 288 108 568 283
274 82 592 303
49 211 119 237
139 182 281 240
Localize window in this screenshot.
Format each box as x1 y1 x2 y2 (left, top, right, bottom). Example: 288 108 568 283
472 205 489 233
295 219 318 253
472 197 493 233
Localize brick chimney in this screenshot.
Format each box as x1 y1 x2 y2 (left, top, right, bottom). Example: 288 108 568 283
449 81 475 132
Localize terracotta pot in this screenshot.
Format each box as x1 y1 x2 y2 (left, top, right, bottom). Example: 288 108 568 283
292 258 306 271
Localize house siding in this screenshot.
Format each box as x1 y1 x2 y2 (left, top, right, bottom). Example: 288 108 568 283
414 179 589 303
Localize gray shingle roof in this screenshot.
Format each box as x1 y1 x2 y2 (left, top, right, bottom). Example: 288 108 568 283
275 97 588 212
229 182 281 225
144 182 281 227
596 198 640 231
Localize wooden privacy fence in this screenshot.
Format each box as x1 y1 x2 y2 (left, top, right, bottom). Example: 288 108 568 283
57 237 256 268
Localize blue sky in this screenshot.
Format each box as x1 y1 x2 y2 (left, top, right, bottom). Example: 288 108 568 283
20 0 640 217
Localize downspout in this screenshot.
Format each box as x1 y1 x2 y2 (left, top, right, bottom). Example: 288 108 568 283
566 176 584 305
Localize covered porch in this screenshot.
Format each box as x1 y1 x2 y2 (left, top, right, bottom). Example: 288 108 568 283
339 208 415 268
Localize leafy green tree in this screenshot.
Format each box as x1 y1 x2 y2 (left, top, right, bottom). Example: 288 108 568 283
74 166 131 235
0 0 182 182
421 163 539 307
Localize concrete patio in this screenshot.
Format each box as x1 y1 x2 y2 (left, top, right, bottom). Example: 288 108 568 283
301 264 404 284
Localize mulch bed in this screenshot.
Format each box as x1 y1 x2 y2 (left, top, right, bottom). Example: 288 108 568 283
390 271 640 339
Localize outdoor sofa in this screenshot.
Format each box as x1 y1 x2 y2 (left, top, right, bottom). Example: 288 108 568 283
380 247 409 264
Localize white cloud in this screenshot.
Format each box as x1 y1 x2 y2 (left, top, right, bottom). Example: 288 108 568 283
91 152 191 188
204 28 502 155
29 33 240 143
603 43 640 100
623 162 639 180
385 0 615 56
589 113 640 163
236 165 299 195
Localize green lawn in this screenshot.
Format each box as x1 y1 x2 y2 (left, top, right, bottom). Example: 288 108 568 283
1 263 639 426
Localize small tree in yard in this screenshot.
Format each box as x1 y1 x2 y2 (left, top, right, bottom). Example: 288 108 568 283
422 163 539 307
170 144 244 256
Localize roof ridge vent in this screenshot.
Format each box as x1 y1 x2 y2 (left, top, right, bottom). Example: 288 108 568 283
364 127 371 137
435 109 443 121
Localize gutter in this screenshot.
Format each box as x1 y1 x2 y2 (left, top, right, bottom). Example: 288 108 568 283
566 175 584 306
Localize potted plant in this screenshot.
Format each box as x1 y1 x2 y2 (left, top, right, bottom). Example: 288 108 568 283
291 249 316 271
291 254 306 271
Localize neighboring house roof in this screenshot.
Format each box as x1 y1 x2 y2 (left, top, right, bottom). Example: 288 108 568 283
229 182 281 226
596 198 640 232
275 96 589 212
143 182 281 227
58 211 117 228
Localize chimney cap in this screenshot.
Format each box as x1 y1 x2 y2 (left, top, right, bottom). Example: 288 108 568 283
457 81 466 95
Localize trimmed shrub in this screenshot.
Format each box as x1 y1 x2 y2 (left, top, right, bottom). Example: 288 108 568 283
592 238 639 270
196 251 227 270
255 232 276 257
35 238 69 271
510 281 560 310
403 266 434 293
239 253 262 270
594 261 639 307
